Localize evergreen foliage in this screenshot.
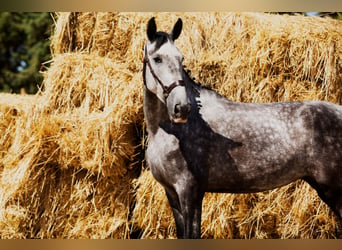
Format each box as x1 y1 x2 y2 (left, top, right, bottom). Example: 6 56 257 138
0 12 53 94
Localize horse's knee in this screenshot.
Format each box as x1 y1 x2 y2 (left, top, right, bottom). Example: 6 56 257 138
165 187 180 209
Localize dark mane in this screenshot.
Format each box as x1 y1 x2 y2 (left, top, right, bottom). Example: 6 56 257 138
182 66 214 92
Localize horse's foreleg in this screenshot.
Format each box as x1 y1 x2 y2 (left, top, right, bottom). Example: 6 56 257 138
191 195 203 238
164 186 185 238
178 187 204 239
164 174 204 239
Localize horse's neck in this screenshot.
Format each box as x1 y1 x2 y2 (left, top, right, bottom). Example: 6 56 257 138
143 87 169 135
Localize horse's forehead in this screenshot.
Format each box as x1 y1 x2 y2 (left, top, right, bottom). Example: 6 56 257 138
150 40 181 58
159 42 182 58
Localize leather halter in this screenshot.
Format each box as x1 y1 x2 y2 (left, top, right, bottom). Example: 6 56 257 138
143 45 185 99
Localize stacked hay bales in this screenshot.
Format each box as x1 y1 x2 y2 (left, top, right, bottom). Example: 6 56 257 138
0 58 140 238
0 13 145 238
0 12 341 238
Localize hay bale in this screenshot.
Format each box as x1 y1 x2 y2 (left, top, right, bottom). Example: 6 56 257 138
1 12 342 239
0 159 133 238
51 12 342 104
0 50 144 238
0 111 137 239
39 53 143 176
176 13 342 104
0 93 38 238
0 94 37 169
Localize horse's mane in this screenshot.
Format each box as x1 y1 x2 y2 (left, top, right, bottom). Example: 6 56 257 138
182 64 231 110
182 65 213 92
182 65 204 111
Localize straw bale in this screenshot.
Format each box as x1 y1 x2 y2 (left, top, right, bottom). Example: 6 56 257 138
51 12 342 104
1 12 342 239
176 13 342 104
0 52 143 238
0 94 37 170
0 159 133 238
51 12 97 55
0 99 138 238
39 53 143 177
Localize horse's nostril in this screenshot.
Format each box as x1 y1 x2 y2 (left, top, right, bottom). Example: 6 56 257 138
174 103 191 119
174 104 181 115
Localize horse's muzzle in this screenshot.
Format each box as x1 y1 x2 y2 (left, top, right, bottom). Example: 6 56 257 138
172 103 191 123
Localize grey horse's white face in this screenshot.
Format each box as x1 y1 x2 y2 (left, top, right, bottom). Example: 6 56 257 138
145 39 184 101
144 17 191 123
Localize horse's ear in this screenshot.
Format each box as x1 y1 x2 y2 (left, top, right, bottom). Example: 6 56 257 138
171 18 182 41
147 17 157 41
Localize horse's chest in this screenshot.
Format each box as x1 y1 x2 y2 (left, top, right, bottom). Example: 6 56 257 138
146 128 188 184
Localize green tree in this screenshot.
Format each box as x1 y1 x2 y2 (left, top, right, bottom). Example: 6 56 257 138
0 12 53 94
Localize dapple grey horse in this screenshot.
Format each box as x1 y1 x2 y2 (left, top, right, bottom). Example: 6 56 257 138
143 17 342 238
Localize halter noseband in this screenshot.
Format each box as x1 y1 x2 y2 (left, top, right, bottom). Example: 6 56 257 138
143 45 185 99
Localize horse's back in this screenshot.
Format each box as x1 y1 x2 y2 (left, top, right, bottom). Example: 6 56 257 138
198 89 342 192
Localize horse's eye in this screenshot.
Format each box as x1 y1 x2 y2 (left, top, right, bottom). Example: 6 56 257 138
153 56 162 63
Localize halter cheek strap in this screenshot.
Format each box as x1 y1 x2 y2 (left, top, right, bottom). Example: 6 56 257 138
143 45 185 99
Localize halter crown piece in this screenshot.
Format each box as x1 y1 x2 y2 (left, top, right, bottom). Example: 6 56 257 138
143 45 185 99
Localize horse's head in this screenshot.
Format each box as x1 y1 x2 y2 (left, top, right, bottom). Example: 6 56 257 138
144 17 191 123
